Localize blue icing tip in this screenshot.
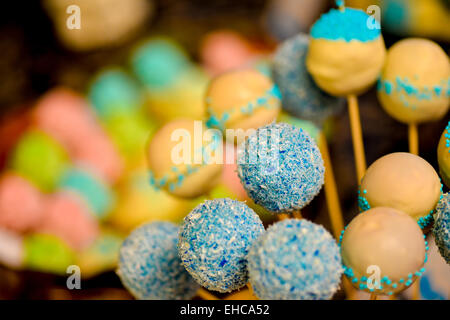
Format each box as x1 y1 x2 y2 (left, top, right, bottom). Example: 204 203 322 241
311 8 381 42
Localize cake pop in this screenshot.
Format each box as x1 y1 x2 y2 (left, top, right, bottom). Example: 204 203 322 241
10 130 69 192
131 38 208 121
306 5 387 182
117 222 199 300
147 119 223 199
237 122 324 213
306 7 385 96
205 69 281 138
43 0 153 51
24 233 75 275
358 152 441 228
75 230 123 278
178 198 264 293
88 68 142 119
37 192 99 250
437 121 450 188
248 219 343 300
59 168 115 220
273 33 344 125
433 193 449 264
377 38 449 154
109 165 193 232
340 207 427 295
0 173 44 233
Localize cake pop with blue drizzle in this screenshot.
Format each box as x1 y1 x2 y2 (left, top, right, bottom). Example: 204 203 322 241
248 219 343 300
306 6 386 96
205 69 281 141
178 198 264 293
117 222 199 300
273 33 344 125
237 122 324 214
340 207 427 295
147 119 223 199
377 38 449 125
433 193 450 264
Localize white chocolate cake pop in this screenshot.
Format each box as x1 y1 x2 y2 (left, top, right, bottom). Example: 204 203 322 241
358 152 442 228
205 69 281 136
306 7 386 96
340 207 427 295
377 38 450 124
147 119 223 199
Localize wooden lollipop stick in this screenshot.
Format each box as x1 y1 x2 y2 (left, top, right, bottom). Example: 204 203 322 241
226 284 258 300
318 133 344 239
411 281 421 300
197 288 219 300
347 95 367 183
408 124 421 300
370 293 378 300
319 126 356 300
292 210 302 219
408 123 419 155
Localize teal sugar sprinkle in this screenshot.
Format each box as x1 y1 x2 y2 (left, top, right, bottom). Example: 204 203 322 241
60 168 114 220
206 84 281 131
339 216 428 294
310 8 381 42
378 77 450 109
148 130 221 191
433 192 450 264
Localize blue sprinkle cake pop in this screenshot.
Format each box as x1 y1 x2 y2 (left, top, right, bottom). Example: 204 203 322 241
433 193 450 264
178 198 264 293
237 122 324 213
273 33 344 125
248 219 343 300
117 222 199 300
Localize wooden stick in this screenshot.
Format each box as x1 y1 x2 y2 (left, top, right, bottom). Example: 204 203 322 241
408 124 421 299
370 293 378 300
347 95 367 183
292 210 302 219
225 284 258 300
197 288 219 300
408 123 419 155
318 133 344 239
278 213 290 220
411 281 421 300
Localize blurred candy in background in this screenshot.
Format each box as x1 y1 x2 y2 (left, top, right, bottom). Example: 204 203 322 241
0 0 448 300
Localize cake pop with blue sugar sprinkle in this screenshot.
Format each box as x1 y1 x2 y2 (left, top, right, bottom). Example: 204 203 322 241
237 122 324 214
433 193 450 264
117 222 199 300
306 6 386 96
273 33 344 125
248 219 343 300
178 198 264 293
